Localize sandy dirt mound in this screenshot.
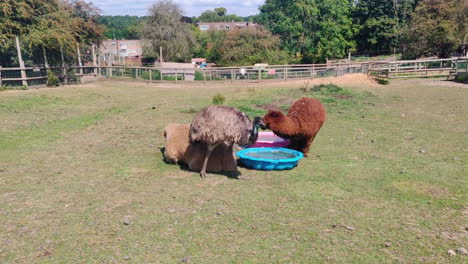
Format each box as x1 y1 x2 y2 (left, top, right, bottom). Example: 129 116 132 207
276 73 380 88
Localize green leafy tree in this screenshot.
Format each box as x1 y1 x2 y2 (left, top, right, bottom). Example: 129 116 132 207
352 0 419 53
0 0 104 67
140 0 196 62
214 8 227 17
192 28 226 62
256 0 355 63
0 0 54 44
196 8 243 22
219 27 290 66
99 16 146 39
401 0 468 58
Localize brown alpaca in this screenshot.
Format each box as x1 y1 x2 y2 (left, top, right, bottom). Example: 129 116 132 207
261 97 326 156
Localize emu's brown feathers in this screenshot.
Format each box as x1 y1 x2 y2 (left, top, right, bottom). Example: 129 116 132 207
190 105 254 146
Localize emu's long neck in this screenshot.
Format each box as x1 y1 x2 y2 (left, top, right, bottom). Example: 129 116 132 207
250 117 260 142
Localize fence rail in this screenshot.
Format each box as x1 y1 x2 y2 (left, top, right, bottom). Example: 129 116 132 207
0 63 368 87
1 57 467 88
367 58 468 81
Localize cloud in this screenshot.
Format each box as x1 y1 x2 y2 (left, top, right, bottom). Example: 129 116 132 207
92 0 264 17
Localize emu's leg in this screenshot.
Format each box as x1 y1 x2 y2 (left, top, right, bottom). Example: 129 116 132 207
225 144 240 178
200 143 218 178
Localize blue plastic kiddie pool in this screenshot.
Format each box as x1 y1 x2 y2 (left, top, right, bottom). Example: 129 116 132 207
236 147 304 171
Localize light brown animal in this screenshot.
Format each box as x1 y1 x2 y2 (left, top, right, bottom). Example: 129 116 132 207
261 97 326 156
163 124 237 174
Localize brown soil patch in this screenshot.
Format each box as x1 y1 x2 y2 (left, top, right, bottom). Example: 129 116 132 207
278 73 380 88
256 104 281 111
332 95 354 99
393 181 452 199
255 96 296 112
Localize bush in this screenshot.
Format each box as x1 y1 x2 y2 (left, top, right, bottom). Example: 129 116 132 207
454 74 468 84
141 70 161 80
377 78 389 85
0 85 12 91
67 72 80 84
162 75 183 81
195 71 204 81
47 71 60 87
212 93 226 105
310 84 350 95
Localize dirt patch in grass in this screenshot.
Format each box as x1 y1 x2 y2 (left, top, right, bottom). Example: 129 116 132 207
255 96 296 112
393 181 452 199
285 73 380 88
332 95 354 99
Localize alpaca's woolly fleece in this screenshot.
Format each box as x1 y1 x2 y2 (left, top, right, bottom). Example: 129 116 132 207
163 124 237 173
262 97 326 156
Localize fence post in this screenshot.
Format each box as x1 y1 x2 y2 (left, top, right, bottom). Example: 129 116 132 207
60 46 68 84
312 65 315 79
175 70 178 83
77 43 83 76
149 69 152 83
92 44 97 74
231 69 234 83
43 46 49 69
15 37 28 87
258 69 261 81
203 69 206 85
0 66 2 87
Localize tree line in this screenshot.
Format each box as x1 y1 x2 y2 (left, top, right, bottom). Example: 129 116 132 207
1 0 103 67
141 0 466 65
1 0 466 67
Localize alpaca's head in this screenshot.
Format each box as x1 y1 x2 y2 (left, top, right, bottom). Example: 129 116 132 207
262 110 285 129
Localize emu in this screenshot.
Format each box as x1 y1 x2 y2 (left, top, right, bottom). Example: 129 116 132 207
189 105 262 178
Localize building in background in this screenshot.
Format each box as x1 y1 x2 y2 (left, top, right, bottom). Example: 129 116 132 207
99 39 143 66
197 22 258 31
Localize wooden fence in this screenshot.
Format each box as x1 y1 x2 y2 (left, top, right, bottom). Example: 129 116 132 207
367 58 468 81
0 63 368 87
1 58 467 88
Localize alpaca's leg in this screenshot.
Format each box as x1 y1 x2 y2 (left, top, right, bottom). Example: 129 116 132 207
301 134 317 157
288 137 301 152
200 143 218 178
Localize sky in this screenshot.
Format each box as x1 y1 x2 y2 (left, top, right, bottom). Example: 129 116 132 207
92 0 265 17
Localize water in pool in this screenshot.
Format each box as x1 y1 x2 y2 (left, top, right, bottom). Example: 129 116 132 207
244 150 297 160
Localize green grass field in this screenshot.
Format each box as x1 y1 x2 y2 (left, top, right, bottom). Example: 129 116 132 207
1 78 467 263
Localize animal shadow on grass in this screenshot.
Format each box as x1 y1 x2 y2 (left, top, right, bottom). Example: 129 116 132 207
159 147 242 179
